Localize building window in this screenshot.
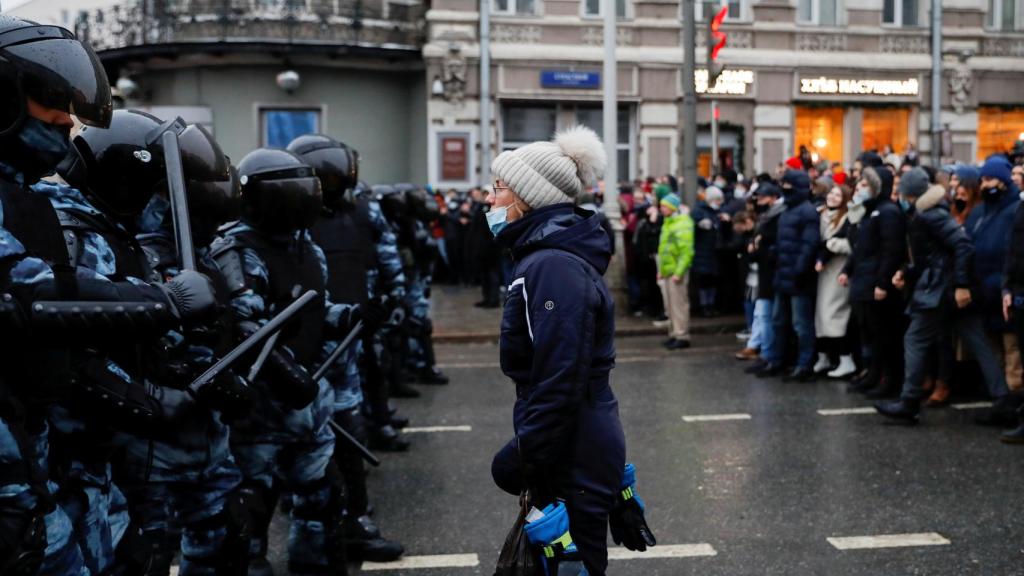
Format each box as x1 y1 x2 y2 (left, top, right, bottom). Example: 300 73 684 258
499 103 635 180
977 107 1024 161
260 108 321 148
493 0 536 15
583 0 628 19
797 0 840 25
691 0 747 21
986 0 1022 29
794 106 844 166
883 0 919 26
861 107 910 157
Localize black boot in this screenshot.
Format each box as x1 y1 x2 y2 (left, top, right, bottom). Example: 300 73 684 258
754 362 786 378
369 424 410 452
344 515 405 563
782 367 814 382
390 381 421 398
974 395 1021 427
417 367 449 385
874 398 920 424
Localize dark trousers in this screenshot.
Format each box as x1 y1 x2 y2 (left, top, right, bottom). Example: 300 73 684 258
855 298 905 389
901 307 1008 402
770 293 816 369
480 260 501 304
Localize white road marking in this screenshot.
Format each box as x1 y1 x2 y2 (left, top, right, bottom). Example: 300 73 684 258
608 543 718 560
827 532 951 550
951 401 993 410
682 413 751 422
401 425 473 433
361 553 480 571
817 407 877 416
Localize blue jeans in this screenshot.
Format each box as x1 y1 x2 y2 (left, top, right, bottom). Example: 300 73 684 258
770 293 816 369
749 298 774 356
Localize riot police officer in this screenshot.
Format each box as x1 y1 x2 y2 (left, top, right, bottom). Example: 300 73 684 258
213 148 387 575
288 134 405 562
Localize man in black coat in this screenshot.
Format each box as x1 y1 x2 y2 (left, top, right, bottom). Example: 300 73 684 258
466 187 501 307
876 168 1013 424
744 183 785 368
841 166 907 398
760 170 820 381
1001 194 1024 442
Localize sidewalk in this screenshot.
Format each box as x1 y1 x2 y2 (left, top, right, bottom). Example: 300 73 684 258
431 284 745 343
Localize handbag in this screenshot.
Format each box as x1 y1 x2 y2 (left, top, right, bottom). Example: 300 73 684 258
493 491 542 576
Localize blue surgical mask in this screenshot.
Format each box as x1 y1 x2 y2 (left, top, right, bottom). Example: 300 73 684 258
486 205 509 237
17 116 71 177
852 188 871 206
898 197 913 212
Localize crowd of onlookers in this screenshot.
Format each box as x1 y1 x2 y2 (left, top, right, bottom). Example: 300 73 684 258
630 143 1024 441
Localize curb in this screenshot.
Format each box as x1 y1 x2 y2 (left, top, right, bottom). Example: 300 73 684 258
435 317 746 344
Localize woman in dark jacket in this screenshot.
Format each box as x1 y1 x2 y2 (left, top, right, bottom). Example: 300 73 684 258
488 126 652 575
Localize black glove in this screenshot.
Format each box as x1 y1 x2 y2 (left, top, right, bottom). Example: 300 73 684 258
161 270 218 328
355 296 389 332
196 371 251 424
609 497 657 552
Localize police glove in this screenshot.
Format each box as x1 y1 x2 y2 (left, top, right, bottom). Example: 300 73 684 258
355 296 389 332
197 371 251 424
161 270 219 328
609 464 657 552
236 321 318 410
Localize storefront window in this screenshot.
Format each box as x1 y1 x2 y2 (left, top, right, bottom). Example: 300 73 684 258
977 107 1024 161
862 107 910 157
795 106 844 166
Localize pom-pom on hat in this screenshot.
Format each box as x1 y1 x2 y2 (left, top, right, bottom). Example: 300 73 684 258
491 125 607 209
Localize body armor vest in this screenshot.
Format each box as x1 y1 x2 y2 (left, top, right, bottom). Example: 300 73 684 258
310 204 372 306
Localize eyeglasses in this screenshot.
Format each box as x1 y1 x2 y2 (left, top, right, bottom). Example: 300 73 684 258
493 183 512 195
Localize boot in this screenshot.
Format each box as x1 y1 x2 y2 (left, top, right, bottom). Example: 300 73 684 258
828 355 857 379
417 367 449 385
369 425 410 452
344 515 405 563
975 395 1022 427
875 398 920 424
783 366 815 383
813 353 832 374
754 362 786 378
925 380 951 407
734 348 760 361
1001 402 1024 444
390 381 421 398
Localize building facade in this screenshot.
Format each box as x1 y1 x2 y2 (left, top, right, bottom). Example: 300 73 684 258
8 0 430 185
425 0 1024 187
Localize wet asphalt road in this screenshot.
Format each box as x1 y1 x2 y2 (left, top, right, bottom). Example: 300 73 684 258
268 334 1024 575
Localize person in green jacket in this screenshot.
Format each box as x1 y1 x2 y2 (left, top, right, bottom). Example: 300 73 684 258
657 193 695 349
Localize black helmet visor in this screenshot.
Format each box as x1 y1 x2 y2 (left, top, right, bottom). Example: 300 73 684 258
179 123 230 182
1 27 112 127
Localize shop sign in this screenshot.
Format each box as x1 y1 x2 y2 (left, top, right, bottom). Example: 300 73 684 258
541 70 601 89
440 134 469 181
800 76 919 97
697 69 754 96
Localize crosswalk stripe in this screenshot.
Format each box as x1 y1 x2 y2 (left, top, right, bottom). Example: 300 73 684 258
682 413 751 422
361 553 480 571
827 532 951 550
817 407 877 416
608 543 718 560
951 401 993 410
402 425 473 433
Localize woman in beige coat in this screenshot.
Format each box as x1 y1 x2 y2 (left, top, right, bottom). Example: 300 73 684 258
814 185 857 378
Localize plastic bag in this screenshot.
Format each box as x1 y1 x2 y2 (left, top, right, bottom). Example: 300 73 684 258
493 492 542 576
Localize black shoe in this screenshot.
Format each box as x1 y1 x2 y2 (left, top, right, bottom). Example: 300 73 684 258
1000 424 1024 444
344 516 405 563
666 339 690 350
974 396 1020 427
389 415 409 429
865 382 899 400
755 362 786 378
390 382 421 398
662 337 676 347
417 367 449 385
369 425 410 452
744 360 767 374
655 314 669 322
782 367 815 382
874 399 920 424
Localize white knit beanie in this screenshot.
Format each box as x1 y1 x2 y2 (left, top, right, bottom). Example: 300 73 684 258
491 125 607 209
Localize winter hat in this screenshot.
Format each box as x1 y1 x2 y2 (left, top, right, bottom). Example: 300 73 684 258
754 182 781 198
899 167 931 199
785 156 804 170
653 183 672 202
857 150 884 168
815 174 834 190
833 171 847 186
491 125 607 210
980 154 1013 188
704 186 724 205
861 166 882 197
781 169 811 195
661 193 681 211
954 165 980 190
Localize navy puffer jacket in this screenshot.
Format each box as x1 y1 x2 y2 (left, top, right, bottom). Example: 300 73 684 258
493 204 625 504
964 185 1020 331
690 201 720 277
773 176 821 296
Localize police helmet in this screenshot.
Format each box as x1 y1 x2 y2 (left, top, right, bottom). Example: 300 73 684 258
286 134 359 209
398 184 441 223
374 184 405 222
0 15 111 136
237 148 322 234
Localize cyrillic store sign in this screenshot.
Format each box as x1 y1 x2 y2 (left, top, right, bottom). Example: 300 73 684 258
541 71 601 89
697 69 754 96
800 76 919 97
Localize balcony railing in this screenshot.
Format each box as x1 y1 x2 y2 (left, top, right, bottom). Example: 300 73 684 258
75 0 426 54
